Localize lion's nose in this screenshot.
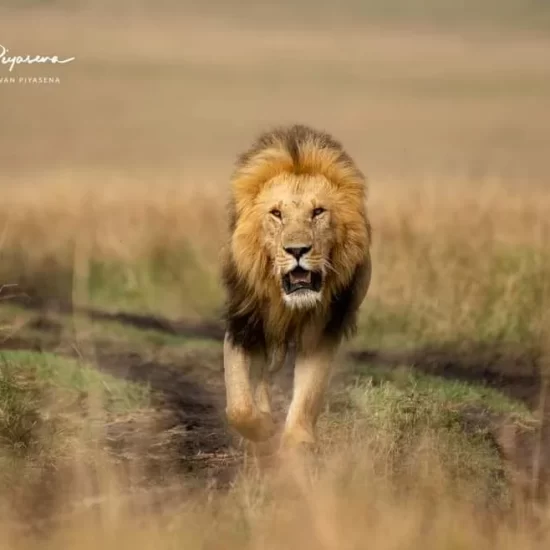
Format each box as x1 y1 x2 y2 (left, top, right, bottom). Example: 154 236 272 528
284 246 312 260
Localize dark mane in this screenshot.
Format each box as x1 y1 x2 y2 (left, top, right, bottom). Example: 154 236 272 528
221 254 266 354
234 123 361 179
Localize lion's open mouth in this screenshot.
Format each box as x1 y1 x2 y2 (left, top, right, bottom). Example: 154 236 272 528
282 267 323 295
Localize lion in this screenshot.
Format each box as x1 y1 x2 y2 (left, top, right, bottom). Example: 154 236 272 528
221 124 372 449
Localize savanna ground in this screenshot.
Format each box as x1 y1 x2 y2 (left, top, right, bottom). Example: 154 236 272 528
2 2 550 548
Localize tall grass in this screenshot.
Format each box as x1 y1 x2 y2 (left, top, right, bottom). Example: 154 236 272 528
363 179 550 349
1 177 548 348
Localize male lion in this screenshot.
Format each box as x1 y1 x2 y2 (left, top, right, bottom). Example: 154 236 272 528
222 124 371 449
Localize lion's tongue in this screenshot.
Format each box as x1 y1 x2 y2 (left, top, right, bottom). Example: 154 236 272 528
290 271 311 285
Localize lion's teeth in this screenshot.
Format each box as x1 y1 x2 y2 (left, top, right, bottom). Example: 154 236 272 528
289 271 312 284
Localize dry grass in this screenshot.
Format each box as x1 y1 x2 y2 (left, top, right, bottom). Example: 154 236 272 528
2 177 549 346
0 177 225 317
364 179 550 348
0 431 544 550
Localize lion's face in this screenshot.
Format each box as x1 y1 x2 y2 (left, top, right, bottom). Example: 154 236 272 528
257 174 336 309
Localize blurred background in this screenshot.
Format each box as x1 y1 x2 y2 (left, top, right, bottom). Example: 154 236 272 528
1 0 550 184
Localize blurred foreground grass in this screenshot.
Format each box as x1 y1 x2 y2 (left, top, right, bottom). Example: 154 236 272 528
0 319 538 546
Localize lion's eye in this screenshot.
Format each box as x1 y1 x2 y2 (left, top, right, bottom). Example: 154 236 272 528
270 208 282 219
312 207 325 218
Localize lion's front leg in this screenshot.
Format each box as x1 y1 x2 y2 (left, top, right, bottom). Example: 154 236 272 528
223 333 276 442
281 344 336 449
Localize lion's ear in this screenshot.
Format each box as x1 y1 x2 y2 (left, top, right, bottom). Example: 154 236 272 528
324 253 371 344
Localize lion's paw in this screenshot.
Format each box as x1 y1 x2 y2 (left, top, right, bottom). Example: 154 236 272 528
226 407 277 443
280 426 317 452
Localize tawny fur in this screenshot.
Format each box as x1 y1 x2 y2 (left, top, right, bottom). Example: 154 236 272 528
222 124 372 448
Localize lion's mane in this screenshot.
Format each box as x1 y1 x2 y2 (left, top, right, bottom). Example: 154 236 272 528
222 124 371 352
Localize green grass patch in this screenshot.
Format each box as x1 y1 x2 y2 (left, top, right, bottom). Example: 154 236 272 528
0 349 152 519
349 365 530 419
0 349 150 484
87 249 221 319
0 242 222 321
323 364 534 502
0 350 149 417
